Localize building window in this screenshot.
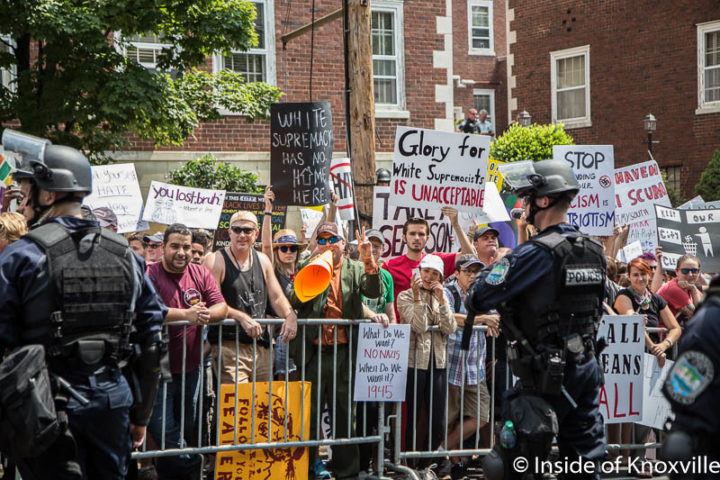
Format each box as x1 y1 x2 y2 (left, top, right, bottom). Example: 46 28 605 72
473 88 495 128
124 34 173 72
372 0 405 114
214 0 276 85
664 166 682 195
0 36 14 90
467 0 494 55
698 21 720 111
550 45 591 129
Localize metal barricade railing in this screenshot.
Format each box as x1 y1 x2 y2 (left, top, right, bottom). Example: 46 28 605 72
132 318 389 480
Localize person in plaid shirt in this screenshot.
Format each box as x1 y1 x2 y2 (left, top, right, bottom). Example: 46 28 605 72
441 254 500 479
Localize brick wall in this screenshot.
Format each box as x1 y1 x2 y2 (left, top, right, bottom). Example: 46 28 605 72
509 0 720 197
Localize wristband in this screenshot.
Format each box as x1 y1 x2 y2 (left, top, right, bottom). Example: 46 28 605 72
264 211 272 215
665 338 673 347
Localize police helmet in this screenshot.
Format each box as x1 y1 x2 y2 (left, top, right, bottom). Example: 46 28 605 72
30 145 92 194
500 159 579 198
376 168 391 183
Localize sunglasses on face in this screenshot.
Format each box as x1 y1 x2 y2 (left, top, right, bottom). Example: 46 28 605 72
230 226 256 235
148 244 161 249
317 236 340 245
279 245 298 253
680 268 699 275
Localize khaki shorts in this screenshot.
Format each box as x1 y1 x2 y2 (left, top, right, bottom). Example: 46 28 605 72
212 340 272 384
448 381 490 425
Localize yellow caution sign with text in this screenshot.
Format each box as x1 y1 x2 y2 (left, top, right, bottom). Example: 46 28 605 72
215 382 311 480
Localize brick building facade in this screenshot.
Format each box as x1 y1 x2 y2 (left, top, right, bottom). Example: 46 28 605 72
507 0 720 198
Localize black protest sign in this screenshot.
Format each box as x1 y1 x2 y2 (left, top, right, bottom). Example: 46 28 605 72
212 192 287 251
654 205 720 272
270 102 334 206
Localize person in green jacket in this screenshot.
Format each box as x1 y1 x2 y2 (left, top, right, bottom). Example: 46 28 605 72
288 222 384 480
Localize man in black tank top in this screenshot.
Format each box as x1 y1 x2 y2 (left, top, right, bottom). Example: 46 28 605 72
204 211 298 384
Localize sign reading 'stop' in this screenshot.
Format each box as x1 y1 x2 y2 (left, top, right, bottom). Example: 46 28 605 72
270 102 333 207
390 127 490 213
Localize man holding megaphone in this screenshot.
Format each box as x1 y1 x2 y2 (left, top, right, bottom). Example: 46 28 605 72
288 223 385 480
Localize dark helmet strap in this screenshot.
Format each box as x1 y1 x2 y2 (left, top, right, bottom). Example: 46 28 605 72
527 193 562 227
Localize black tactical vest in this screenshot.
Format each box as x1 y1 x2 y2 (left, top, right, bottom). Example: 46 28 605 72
506 231 606 349
23 223 138 365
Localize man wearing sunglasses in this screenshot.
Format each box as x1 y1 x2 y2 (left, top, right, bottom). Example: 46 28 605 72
204 211 298 385
144 232 164 263
288 222 384 480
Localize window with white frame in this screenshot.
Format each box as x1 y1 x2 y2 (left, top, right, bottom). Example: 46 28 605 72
372 1 405 112
467 0 493 55
473 89 495 127
551 45 591 128
0 36 13 90
698 21 720 111
124 34 173 72
215 0 276 85
664 166 682 196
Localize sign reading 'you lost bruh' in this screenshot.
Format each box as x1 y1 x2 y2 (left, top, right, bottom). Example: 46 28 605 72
270 102 333 207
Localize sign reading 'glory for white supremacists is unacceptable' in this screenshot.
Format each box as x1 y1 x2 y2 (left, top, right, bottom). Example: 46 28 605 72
391 127 490 213
270 102 333 207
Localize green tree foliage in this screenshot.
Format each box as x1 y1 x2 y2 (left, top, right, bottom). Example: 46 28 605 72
489 123 574 163
0 0 282 163
169 154 262 193
695 150 720 202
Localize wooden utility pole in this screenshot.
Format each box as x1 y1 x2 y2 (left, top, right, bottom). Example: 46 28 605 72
344 0 376 228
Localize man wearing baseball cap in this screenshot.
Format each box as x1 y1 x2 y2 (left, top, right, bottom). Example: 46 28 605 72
144 232 165 263
473 225 499 266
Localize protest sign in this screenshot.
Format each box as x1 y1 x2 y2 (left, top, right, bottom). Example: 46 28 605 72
270 102 333 206
300 207 325 238
678 195 705 210
215 382 310 480
618 241 644 263
329 157 355 221
84 164 146 233
487 159 505 190
212 192 288 250
391 127 490 213
597 315 644 424
143 181 225 230
554 145 615 236
354 324 411 402
655 204 720 272
638 354 674 430
614 160 670 251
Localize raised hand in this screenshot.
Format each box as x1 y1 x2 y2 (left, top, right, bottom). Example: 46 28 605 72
264 185 275 211
356 226 373 264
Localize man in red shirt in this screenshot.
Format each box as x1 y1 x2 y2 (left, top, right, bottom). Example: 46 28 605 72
146 223 228 480
382 207 475 319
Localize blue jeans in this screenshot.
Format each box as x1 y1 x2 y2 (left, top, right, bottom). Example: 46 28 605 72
147 368 202 480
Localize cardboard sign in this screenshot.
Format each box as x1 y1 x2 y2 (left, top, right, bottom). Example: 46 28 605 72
597 315 645 424
354 324 411 401
84 164 147 233
270 102 333 206
487 159 505 191
638 353 675 430
391 127 490 213
143 181 225 230
212 192 288 250
614 160 670 251
215 382 311 480
655 204 720 272
329 157 355 221
554 145 615 236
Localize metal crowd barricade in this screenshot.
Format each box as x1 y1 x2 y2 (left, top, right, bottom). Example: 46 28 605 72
131 318 390 480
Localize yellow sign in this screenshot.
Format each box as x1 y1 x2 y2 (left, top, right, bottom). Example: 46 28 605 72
486 159 505 190
215 382 311 480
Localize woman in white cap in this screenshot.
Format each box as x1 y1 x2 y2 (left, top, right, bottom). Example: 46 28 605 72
397 254 456 467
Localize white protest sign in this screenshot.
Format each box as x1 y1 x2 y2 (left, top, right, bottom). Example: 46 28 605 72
329 157 355 221
597 315 645 424
638 353 674 430
614 160 671 251
84 163 146 233
554 145 615 236
678 195 705 210
142 181 225 229
354 324 411 402
621 241 644 263
300 207 324 237
391 127 490 213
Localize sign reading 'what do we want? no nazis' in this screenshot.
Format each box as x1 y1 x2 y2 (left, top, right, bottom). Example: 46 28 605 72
270 102 334 207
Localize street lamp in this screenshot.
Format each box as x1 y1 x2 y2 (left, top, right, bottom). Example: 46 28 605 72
643 113 657 153
519 110 532 127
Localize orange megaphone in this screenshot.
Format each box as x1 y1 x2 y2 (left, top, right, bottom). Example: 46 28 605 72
294 250 334 302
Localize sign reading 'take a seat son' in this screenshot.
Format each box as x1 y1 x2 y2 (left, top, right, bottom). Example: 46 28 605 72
390 127 490 214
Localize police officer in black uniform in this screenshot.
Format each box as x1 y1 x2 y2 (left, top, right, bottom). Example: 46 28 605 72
465 159 606 480
0 136 167 479
662 276 720 480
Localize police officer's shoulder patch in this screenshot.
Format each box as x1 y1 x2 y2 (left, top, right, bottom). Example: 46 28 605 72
485 257 510 286
664 350 715 406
